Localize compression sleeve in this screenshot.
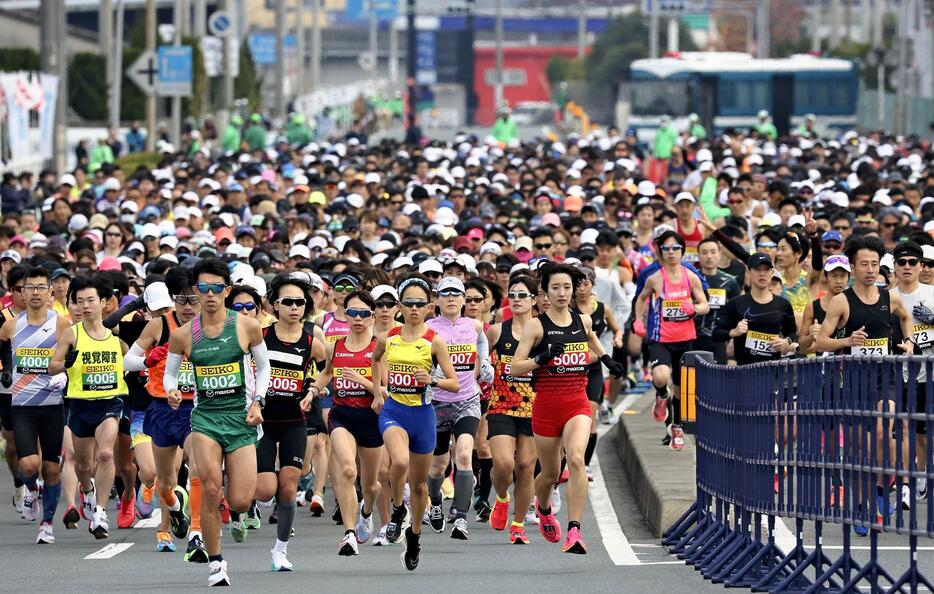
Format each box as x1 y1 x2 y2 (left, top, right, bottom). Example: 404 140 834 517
163 352 182 393
0 340 11 375
251 342 271 403
123 343 147 372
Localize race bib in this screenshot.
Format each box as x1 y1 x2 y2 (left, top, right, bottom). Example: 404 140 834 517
662 300 689 322
854 337 888 357
745 330 778 356
913 323 934 349
15 347 53 374
81 363 118 392
499 354 532 383
387 362 425 397
178 361 195 394
683 246 699 263
549 342 589 374
334 366 371 398
269 367 303 398
194 362 243 398
447 343 477 373
707 288 727 309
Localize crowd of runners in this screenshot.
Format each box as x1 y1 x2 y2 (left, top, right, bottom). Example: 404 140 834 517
0 110 931 585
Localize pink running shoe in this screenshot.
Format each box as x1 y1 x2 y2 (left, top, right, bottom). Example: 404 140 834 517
557 467 570 485
653 394 669 423
670 425 685 451
562 526 588 554
536 500 562 543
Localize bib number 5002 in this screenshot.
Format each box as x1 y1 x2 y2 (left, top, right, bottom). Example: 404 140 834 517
554 352 587 366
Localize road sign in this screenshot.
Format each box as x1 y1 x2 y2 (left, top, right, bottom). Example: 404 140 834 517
357 51 375 71
200 37 223 77
643 0 710 16
127 49 158 96
158 24 176 44
157 46 193 96
247 33 296 66
415 30 436 85
208 10 234 37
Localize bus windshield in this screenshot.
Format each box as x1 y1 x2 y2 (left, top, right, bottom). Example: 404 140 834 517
630 80 691 116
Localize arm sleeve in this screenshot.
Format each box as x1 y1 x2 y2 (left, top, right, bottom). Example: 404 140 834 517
810 235 823 272
477 329 494 384
103 296 145 329
712 228 751 263
123 343 147 372
163 352 182 393
0 339 11 374
712 300 737 343
250 342 271 403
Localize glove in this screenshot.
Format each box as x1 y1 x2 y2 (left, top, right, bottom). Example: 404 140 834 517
64 346 79 369
601 354 624 378
48 373 67 391
633 319 647 337
0 371 10 389
479 358 494 384
145 344 169 368
534 342 566 366
914 303 934 325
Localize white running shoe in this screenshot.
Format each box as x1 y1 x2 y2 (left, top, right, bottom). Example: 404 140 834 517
209 559 230 585
36 521 54 544
355 503 374 543
22 489 39 522
901 484 912 511
371 525 389 546
13 484 25 514
918 477 928 501
338 531 359 556
550 488 562 514
90 508 109 539
271 548 293 571
81 483 97 522
451 517 469 540
525 500 539 525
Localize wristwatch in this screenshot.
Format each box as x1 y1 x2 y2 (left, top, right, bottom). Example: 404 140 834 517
254 394 266 408
430 377 438 388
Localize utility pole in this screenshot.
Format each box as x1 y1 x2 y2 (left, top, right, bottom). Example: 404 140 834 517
464 0 476 124
667 16 679 53
295 0 305 96
406 0 416 119
895 0 908 134
577 0 586 59
220 0 234 114
388 14 398 84
172 0 182 144
369 0 378 79
311 0 321 90
494 0 503 110
179 0 191 35
145 0 156 150
275 0 287 116
101 0 113 130
829 0 840 49
649 0 659 58
40 0 67 173
755 0 769 58
193 0 206 36
811 0 820 54
110 0 125 130
844 0 852 43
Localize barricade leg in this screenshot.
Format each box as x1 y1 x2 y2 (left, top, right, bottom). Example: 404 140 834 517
805 525 863 593
662 500 700 545
751 518 811 592
725 515 786 589
838 530 900 594
884 535 933 594
771 521 837 593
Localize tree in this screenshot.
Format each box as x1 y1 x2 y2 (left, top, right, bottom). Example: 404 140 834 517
234 43 261 110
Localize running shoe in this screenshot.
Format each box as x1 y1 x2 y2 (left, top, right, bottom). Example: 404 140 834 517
428 503 445 533
662 434 672 447
562 526 588 554
89 508 109 539
80 481 96 521
13 484 25 514
653 393 669 423
309 493 325 516
402 483 411 509
185 533 209 563
509 523 529 544
338 531 359 556
489 497 510 531
169 486 190 539
244 504 261 530
536 500 562 543
355 502 374 543
901 484 912 511
525 500 539 525
550 488 562 514
218 498 231 525
22 489 38 522
598 401 611 425
230 520 247 543
475 500 492 523
918 477 928 501
876 493 896 519
62 505 80 530
670 425 686 451
156 531 176 552
271 549 293 571
451 517 469 540
854 506 869 537
386 505 410 543
208 559 230 586
269 503 278 524
298 472 313 493
118 491 136 529
331 502 342 525
136 483 155 519
400 527 420 571
36 521 54 544
557 467 570 484
372 525 389 546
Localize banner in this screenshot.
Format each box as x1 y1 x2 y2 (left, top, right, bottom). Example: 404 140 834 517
38 73 58 161
0 73 30 162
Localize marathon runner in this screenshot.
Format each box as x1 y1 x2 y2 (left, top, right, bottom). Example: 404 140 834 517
0 264 27 514
799 255 851 354
693 238 741 364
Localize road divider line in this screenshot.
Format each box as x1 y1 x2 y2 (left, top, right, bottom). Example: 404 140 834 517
763 515 796 554
135 509 162 529
589 451 641 566
85 543 134 559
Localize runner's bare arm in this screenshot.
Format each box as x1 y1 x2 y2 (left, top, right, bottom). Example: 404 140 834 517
689 272 710 316
509 318 544 376
48 325 76 375
430 335 460 393
815 293 853 352
890 290 916 355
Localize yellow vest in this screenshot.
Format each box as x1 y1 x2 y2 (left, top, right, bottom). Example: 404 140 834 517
66 322 128 400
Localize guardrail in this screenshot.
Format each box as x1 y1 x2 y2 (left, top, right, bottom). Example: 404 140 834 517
662 354 934 593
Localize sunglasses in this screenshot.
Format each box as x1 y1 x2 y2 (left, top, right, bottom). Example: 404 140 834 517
401 299 429 308
534 243 553 250
438 289 464 298
232 302 257 312
277 297 307 308
424 272 442 279
375 300 397 309
555 240 568 246
882 222 898 228
196 282 226 295
465 297 484 304
925 261 934 269
346 307 373 319
106 232 123 238
334 284 356 293
822 242 842 250
174 294 199 305
507 291 532 300
660 245 682 252
757 242 778 249
897 258 920 267
728 199 744 205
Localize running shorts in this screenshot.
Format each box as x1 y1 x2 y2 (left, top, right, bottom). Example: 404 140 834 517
0 393 12 432
647 340 694 385
305 397 326 436
67 397 124 439
130 410 152 448
12 404 64 462
190 406 257 454
486 413 533 439
118 397 133 436
902 381 930 435
378 397 436 455
531 391 590 438
328 405 383 448
257 422 306 472
433 396 481 455
144 399 193 448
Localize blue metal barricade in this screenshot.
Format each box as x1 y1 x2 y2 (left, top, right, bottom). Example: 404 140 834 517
662 354 934 593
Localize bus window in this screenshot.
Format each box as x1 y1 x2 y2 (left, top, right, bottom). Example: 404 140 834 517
629 80 691 116
718 78 770 115
795 75 855 113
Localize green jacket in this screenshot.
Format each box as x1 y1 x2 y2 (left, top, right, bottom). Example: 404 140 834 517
699 176 730 220
653 125 678 159
244 124 267 151
222 125 241 152
491 117 517 143
690 123 707 140
756 122 778 140
89 144 114 173
285 121 313 147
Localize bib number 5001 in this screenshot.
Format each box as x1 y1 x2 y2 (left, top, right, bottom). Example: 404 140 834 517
389 372 417 388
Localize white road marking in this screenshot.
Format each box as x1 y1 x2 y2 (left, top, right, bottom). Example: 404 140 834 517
135 509 162 529
85 543 134 559
589 450 642 565
770 515 797 554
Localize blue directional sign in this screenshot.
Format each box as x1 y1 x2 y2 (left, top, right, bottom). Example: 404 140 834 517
415 30 437 85
247 33 297 66
157 46 193 96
